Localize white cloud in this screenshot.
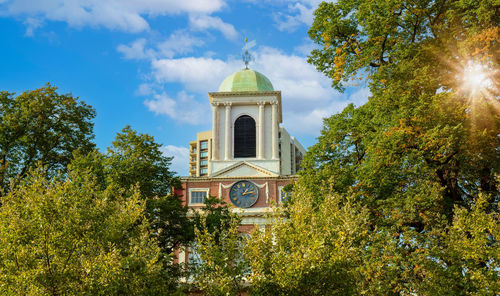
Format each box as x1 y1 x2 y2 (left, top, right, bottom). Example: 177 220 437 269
148 46 339 135
141 44 368 137
160 145 189 176
1 0 226 33
117 38 155 60
282 87 370 136
151 57 238 93
144 90 209 125
348 86 371 107
189 14 238 40
117 31 205 61
293 40 319 56
274 0 320 32
136 83 155 96
157 30 204 58
23 16 42 36
254 47 335 109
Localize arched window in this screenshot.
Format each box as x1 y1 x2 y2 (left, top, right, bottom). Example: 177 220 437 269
234 115 256 158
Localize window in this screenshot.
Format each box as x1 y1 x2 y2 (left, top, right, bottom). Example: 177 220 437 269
190 189 208 204
188 244 203 266
200 151 208 158
200 168 208 175
200 159 208 166
234 115 256 158
278 186 292 203
200 141 208 149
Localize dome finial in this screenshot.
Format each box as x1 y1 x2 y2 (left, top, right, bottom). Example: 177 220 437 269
242 38 256 69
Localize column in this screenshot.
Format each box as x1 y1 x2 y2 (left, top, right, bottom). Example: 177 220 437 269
211 103 219 160
224 102 232 160
271 102 279 159
257 101 265 159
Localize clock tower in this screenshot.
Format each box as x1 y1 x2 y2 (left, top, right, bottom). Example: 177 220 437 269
178 66 305 239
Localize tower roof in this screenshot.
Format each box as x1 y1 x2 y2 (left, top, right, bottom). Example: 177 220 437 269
218 68 274 92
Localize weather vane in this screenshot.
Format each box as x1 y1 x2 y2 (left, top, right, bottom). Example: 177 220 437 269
242 38 256 69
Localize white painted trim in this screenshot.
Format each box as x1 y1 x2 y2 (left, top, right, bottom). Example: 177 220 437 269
210 160 279 178
188 187 210 206
178 247 186 264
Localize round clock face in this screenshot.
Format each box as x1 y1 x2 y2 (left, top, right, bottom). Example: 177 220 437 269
229 180 259 208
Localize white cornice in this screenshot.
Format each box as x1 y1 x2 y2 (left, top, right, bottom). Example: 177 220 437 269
211 160 280 178
208 91 282 123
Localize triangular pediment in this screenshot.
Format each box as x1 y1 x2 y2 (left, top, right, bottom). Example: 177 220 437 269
212 161 279 178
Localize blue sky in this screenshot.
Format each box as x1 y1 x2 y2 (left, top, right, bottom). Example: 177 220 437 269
0 0 369 175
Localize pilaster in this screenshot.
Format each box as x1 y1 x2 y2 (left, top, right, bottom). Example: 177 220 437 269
211 102 219 160
224 102 232 160
257 101 265 159
271 101 279 160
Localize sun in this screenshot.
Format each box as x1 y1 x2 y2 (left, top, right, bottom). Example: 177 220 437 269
462 61 494 96
455 60 500 127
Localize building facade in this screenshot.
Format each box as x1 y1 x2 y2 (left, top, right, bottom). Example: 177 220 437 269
177 67 306 264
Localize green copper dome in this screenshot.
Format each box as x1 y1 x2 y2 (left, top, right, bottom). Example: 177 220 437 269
218 68 274 92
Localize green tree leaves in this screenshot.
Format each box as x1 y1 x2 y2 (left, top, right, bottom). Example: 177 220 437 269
71 126 192 257
0 86 192 294
230 1 500 295
247 193 369 295
0 84 95 193
0 168 174 295
192 197 247 296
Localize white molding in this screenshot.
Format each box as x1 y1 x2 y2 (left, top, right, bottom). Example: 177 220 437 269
211 161 279 178
188 187 209 206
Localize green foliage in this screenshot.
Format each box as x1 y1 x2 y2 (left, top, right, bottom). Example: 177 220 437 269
106 126 191 254
0 84 95 193
193 195 234 242
0 167 177 295
308 0 500 91
249 0 500 294
247 190 369 296
445 191 499 295
0 86 191 293
191 196 248 296
70 126 193 256
106 126 180 198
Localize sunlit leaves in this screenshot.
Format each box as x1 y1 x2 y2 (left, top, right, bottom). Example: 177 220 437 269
0 168 174 295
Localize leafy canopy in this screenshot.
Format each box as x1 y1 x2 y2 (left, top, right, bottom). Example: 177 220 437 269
0 84 95 193
244 0 500 295
0 167 177 296
70 126 193 256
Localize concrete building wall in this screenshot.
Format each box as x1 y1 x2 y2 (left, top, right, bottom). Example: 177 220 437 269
279 127 292 175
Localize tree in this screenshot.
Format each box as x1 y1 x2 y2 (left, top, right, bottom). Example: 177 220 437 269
0 84 95 193
191 196 248 296
445 190 499 295
261 0 500 294
105 126 191 255
70 126 193 256
0 167 178 295
246 191 369 296
106 126 179 198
